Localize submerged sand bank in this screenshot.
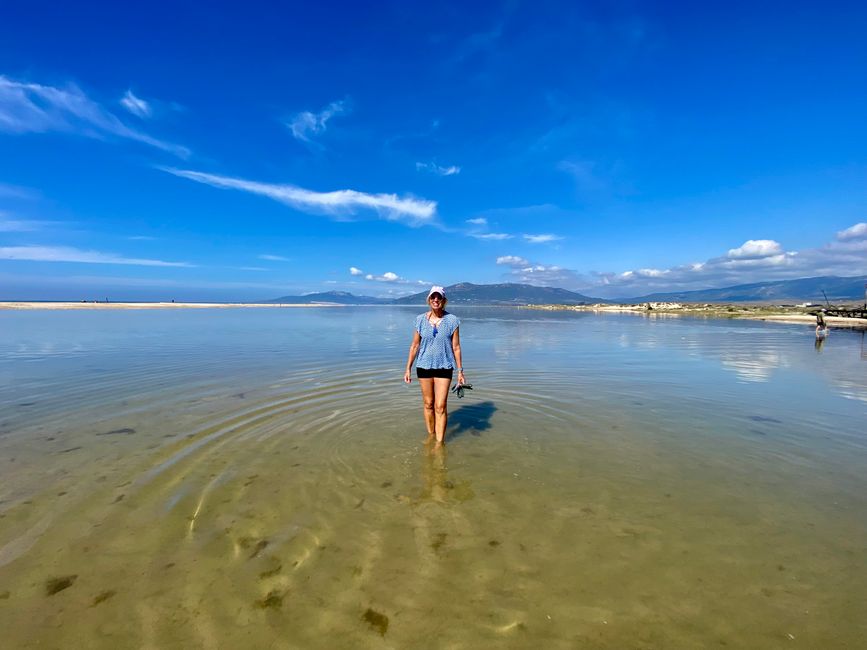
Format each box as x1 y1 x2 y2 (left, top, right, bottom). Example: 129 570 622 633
0 302 338 310
528 304 867 329
744 314 867 328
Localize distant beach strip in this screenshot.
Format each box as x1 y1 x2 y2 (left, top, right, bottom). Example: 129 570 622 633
0 302 337 310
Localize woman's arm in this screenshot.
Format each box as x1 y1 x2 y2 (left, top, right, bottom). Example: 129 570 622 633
404 330 421 383
451 327 465 384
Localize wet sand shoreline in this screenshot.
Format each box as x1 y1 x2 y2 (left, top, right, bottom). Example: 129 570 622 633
3 301 866 329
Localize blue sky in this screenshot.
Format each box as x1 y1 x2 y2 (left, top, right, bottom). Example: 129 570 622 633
1 0 866 301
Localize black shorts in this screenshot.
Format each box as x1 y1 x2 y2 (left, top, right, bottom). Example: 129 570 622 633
416 367 454 379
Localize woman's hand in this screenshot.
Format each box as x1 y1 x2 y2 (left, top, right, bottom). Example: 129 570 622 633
457 370 466 385
404 369 412 384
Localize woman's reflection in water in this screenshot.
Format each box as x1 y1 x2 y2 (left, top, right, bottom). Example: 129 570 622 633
418 443 453 504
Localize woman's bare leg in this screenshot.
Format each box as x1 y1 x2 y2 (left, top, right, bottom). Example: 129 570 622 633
433 377 452 444
419 378 435 437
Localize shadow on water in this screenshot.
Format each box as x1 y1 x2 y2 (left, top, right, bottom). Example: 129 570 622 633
448 400 496 440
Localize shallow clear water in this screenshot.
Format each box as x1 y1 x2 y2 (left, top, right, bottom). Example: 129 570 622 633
0 307 865 648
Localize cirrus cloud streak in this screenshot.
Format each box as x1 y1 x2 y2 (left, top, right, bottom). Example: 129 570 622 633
163 168 437 225
0 245 193 267
0 75 189 157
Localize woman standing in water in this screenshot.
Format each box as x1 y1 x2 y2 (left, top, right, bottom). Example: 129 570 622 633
404 286 465 446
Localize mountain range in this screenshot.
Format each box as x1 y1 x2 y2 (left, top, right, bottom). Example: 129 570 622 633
622 275 867 304
268 275 867 306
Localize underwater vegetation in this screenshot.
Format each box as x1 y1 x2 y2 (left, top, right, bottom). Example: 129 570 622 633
45 575 77 596
362 608 389 636
96 428 136 436
91 590 116 606
254 590 285 609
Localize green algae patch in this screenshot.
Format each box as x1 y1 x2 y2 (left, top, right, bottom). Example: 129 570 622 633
258 557 282 579
362 607 389 636
91 590 116 606
96 428 136 436
45 575 77 596
254 590 285 609
431 532 447 553
239 536 269 559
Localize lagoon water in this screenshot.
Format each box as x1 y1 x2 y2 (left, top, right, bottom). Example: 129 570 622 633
1 307 865 648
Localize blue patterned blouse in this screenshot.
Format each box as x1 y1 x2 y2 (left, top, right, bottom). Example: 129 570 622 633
414 312 460 369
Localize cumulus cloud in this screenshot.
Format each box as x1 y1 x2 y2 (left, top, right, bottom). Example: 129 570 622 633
119 90 152 118
360 270 429 286
0 245 192 267
349 266 364 276
492 222 867 298
0 75 189 157
416 161 461 176
163 168 437 225
287 100 348 142
259 254 290 261
837 222 867 241
726 239 783 259
497 253 587 288
365 271 400 282
496 255 530 267
523 233 563 244
587 223 867 297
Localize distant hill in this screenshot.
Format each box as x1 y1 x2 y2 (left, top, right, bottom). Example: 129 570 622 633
392 282 604 305
266 276 867 307
622 275 867 304
266 291 391 305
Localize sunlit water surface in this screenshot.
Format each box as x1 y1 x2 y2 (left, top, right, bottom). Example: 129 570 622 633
1 307 865 649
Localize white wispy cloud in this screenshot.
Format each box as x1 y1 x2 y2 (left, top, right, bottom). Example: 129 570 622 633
287 99 348 142
0 245 193 267
523 233 563 244
557 160 609 195
472 232 512 240
0 182 39 200
259 254 290 261
120 90 152 118
416 161 461 176
0 75 189 157
163 168 437 225
127 235 156 241
466 217 487 225
239 266 266 271
837 222 867 241
0 211 41 232
349 266 364 276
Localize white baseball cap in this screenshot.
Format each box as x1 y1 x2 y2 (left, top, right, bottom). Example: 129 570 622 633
427 285 446 299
